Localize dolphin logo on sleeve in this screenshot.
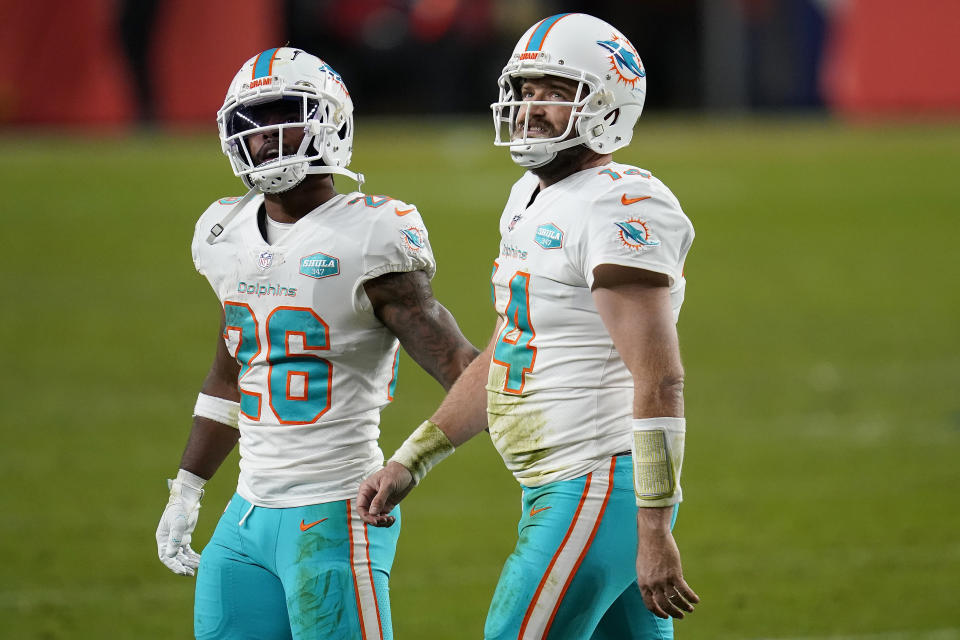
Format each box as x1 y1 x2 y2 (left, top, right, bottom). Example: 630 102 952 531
401 227 425 251
616 220 660 249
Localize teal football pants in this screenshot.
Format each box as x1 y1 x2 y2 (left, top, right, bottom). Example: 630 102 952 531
194 494 400 640
484 455 677 640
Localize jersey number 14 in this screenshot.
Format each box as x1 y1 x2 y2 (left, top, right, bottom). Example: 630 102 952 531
493 271 537 394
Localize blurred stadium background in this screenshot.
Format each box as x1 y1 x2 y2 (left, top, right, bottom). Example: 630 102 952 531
2 1 959 638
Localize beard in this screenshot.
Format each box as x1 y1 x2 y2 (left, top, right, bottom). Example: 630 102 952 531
529 143 593 183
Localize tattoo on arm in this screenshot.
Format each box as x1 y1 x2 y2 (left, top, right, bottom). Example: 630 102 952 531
365 271 480 390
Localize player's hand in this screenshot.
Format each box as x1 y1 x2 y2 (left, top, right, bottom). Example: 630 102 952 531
156 475 204 576
636 529 699 619
356 461 416 527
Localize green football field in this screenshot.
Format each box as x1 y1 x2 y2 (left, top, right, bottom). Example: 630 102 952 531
1 117 958 639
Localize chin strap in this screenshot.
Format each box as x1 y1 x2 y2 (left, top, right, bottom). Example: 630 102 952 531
207 187 258 244
544 134 590 155
305 164 365 189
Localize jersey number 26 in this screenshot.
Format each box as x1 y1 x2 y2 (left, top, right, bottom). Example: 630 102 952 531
223 302 332 424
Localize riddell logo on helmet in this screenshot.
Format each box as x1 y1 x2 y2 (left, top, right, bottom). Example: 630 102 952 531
248 78 273 89
518 52 541 61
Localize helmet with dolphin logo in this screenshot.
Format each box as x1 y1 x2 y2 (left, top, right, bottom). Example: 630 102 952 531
491 13 647 168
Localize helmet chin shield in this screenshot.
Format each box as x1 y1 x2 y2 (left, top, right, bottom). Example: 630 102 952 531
491 14 647 168
217 48 364 193
248 161 308 194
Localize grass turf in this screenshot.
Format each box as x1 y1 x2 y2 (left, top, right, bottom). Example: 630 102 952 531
0 116 958 639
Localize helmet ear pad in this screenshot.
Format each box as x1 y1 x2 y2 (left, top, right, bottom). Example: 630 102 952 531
578 102 642 154
312 106 352 169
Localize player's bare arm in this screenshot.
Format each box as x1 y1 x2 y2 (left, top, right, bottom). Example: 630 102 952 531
592 263 700 620
356 325 499 526
428 322 499 442
592 265 683 418
156 311 243 576
363 269 479 390
178 312 242 479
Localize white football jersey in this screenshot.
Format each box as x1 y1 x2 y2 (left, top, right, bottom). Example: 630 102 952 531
191 192 436 507
487 162 694 487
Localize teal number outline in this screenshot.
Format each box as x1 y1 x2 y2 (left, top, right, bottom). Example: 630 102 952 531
492 270 537 394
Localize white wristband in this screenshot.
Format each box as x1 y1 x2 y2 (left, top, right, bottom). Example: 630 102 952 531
167 468 206 503
631 417 686 507
389 420 455 485
193 393 240 429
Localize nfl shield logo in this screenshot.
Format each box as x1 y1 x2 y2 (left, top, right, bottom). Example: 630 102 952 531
257 251 274 270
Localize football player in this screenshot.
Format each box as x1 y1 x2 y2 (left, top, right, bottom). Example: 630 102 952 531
357 14 699 638
154 47 478 640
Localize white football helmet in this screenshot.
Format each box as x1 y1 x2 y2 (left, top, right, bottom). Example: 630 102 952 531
491 13 647 167
217 47 363 193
